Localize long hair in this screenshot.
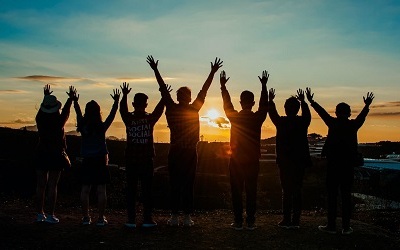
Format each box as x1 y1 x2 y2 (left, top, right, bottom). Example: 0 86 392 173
77 100 103 134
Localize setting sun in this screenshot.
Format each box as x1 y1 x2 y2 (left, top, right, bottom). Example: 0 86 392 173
207 109 220 120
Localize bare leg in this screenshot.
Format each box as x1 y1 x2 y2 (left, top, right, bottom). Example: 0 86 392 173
36 170 48 214
81 185 92 217
47 170 61 216
97 185 107 219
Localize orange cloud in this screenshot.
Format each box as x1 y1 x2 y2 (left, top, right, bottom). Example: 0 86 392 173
0 90 27 94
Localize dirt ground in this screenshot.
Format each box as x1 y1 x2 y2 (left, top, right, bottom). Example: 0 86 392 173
1 199 399 250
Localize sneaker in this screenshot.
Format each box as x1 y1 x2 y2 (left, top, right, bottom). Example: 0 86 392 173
318 225 336 234
342 227 353 235
230 222 243 231
167 215 179 226
82 216 92 225
125 222 137 229
36 213 46 222
277 220 291 229
246 222 256 231
183 215 194 227
45 215 59 224
96 216 108 226
142 219 157 228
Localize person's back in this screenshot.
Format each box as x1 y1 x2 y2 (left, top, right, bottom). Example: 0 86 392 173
165 101 202 148
269 93 311 165
229 109 265 160
220 70 268 230
147 55 223 226
36 111 67 153
323 117 361 161
120 90 165 157
306 88 374 234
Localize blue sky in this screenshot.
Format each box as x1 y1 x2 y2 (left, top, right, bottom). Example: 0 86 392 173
0 0 399 142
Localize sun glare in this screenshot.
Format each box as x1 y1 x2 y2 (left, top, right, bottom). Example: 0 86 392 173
207 109 220 120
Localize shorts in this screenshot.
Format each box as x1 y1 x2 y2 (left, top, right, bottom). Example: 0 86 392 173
35 150 71 171
80 155 111 185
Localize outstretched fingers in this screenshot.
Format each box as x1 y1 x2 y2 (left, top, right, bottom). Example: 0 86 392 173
111 88 121 100
146 55 159 69
305 87 314 102
165 84 173 93
364 92 375 105
120 82 131 95
211 57 223 72
268 88 276 101
220 70 229 85
296 89 305 101
44 84 53 95
258 70 269 85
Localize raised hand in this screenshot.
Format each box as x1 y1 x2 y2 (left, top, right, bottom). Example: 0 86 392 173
44 84 53 96
146 55 158 70
269 88 276 101
305 87 314 103
120 82 131 95
296 89 305 102
66 86 78 101
211 57 223 73
111 88 121 101
220 70 230 87
258 70 269 85
165 84 173 93
363 92 375 106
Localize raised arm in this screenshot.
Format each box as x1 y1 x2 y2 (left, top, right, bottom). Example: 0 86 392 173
257 70 269 114
268 88 280 125
220 70 237 118
355 92 374 128
72 89 82 122
146 55 174 105
61 86 77 126
104 88 120 131
306 87 333 126
119 82 131 124
192 57 223 109
151 84 172 124
296 89 311 126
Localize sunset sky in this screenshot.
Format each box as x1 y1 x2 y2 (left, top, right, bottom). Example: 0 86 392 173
0 0 399 143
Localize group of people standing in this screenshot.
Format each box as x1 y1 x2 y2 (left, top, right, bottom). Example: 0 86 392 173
34 56 374 235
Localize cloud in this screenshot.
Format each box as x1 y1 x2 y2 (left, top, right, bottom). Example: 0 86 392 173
116 77 175 82
201 116 231 128
16 75 82 83
371 101 400 109
369 112 400 117
0 90 26 94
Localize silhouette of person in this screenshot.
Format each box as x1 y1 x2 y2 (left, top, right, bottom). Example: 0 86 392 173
220 70 269 230
268 88 312 229
34 84 77 223
306 88 375 235
147 55 223 226
120 82 171 229
73 88 120 226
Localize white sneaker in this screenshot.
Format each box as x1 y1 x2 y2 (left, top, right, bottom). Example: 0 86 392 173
45 215 60 224
167 215 179 226
183 215 194 227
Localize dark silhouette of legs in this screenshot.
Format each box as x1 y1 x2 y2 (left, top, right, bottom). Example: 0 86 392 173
81 185 91 218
